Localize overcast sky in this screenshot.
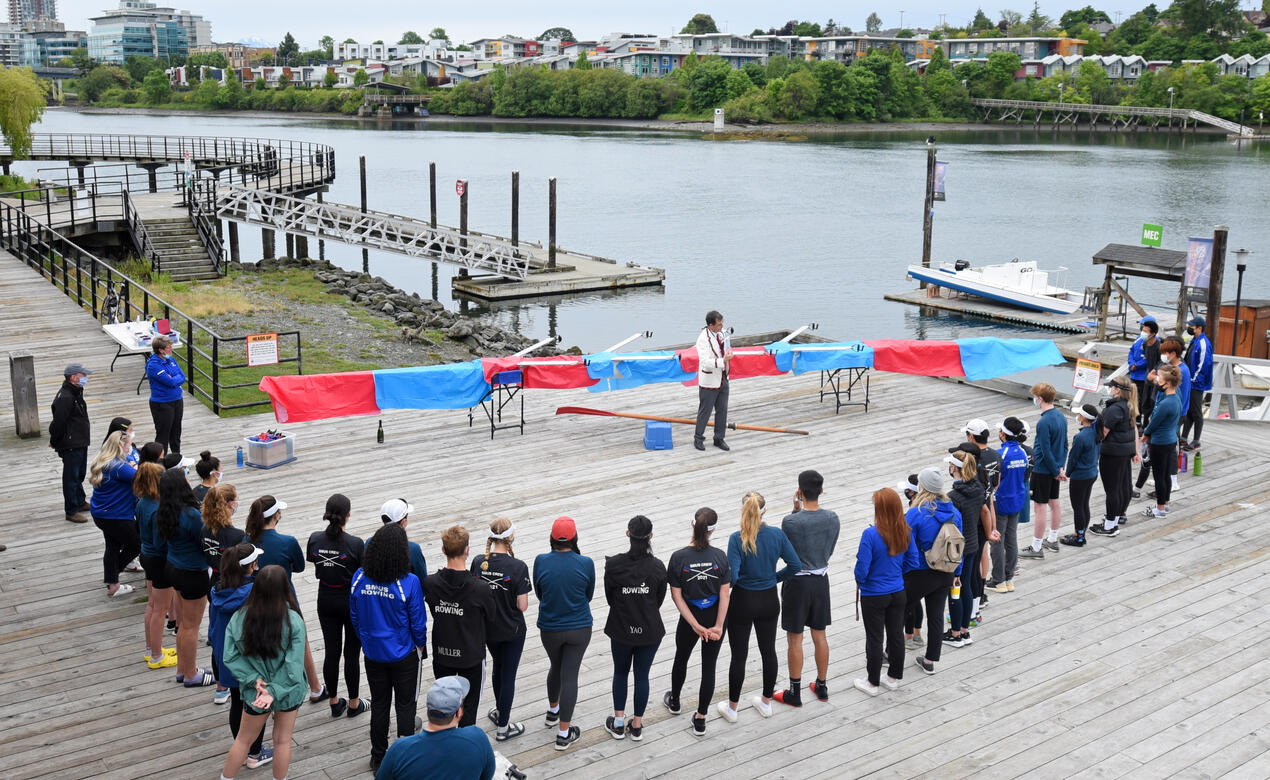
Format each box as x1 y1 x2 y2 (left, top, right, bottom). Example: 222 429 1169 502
54 1 1154 46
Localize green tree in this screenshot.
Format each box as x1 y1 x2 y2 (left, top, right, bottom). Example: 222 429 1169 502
970 8 994 30
1231 32 1270 58
742 61 767 87
1026 1 1053 33
277 70 291 89
926 46 951 76
682 51 700 72
843 67 881 119
319 35 334 58
187 51 228 69
277 32 300 63
1074 60 1114 103
0 66 47 157
254 75 267 91
776 69 820 118
539 27 576 41
681 13 720 34
216 71 244 109
1059 5 1112 33
792 21 823 36
896 29 915 38
124 55 164 83
1251 75 1270 117
574 50 591 70
686 57 731 110
429 27 448 41
141 69 171 104
323 70 337 88
866 12 883 33
724 68 755 100
191 76 219 107
886 59 926 117
78 65 132 102
812 60 851 118
984 50 1023 97
67 48 96 73
353 68 369 87
1165 0 1247 41
399 31 424 44
342 37 357 44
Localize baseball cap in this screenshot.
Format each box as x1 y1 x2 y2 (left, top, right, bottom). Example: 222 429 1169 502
64 363 93 376
963 419 989 437
1109 375 1132 391
1138 315 1157 325
380 498 413 523
1187 315 1206 327
947 441 980 457
426 676 470 718
551 516 577 541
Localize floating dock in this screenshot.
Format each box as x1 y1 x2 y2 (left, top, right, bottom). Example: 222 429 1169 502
451 246 665 300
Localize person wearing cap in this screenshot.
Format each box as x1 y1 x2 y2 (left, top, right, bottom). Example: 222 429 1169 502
603 515 668 742
380 498 428 587
1129 317 1160 424
50 362 93 523
1022 382 1068 560
350 523 429 772
1180 315 1213 451
989 419 1030 592
470 517 531 742
664 507 731 737
533 515 595 751
146 335 186 456
424 525 495 729
209 542 273 770
1141 364 1183 520
1060 404 1102 547
944 450 989 649
949 420 1001 619
902 467 962 675
773 470 840 709
375 676 497 780
88 430 140 598
1092 378 1139 537
853 489 911 696
307 494 367 719
693 309 733 452
103 416 139 465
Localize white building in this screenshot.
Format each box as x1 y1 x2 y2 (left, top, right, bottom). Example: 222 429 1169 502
336 38 446 61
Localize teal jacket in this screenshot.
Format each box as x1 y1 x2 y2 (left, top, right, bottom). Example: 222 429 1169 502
223 609 308 712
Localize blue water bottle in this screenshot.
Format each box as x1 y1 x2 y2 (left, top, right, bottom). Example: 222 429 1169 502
236 445 244 468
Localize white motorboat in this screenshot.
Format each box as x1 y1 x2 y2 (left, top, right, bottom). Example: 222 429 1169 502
906 259 1084 315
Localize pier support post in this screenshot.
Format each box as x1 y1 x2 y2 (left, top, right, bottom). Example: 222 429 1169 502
228 221 240 264
8 350 40 439
429 162 438 290
261 228 275 259
458 180 469 278
75 164 87 187
138 163 161 193
295 234 309 259
919 146 935 289
511 170 519 248
316 191 325 261
548 177 557 270
285 233 295 259
1205 226 1228 349
359 155 369 273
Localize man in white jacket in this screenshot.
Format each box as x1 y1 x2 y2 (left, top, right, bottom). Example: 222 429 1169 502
694 310 733 451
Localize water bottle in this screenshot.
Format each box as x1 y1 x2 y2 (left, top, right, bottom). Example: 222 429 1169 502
377 419 385 445
1178 450 1188 473
236 445 244 468
1193 450 1202 476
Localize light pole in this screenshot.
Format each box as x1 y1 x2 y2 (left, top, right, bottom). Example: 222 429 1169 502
1232 248 1250 356
900 10 906 30
1167 86 1174 111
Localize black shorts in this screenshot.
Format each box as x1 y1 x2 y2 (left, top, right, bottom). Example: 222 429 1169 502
244 700 301 716
1030 473 1061 503
141 554 172 589
166 563 211 600
780 575 831 633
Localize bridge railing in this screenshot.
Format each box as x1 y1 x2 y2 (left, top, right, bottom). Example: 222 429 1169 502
972 98 1254 135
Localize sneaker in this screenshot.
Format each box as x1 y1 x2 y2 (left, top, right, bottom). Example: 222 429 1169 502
166 619 178 635
905 634 923 649
662 691 681 715
690 715 706 736
809 680 829 702
1089 522 1120 536
182 669 217 687
330 697 348 718
604 716 626 740
309 685 328 703
107 583 134 598
1042 539 1060 552
495 722 524 742
853 678 882 697
626 722 643 742
65 512 90 524
942 630 965 648
554 725 581 751
960 630 973 646
145 653 178 669
123 558 142 572
346 699 369 718
1060 533 1086 547
1019 547 1044 560
245 748 273 769
915 657 936 675
751 696 773 718
716 701 738 724
990 579 1012 593
1118 515 1130 527
1153 507 1169 518
213 687 231 705
880 676 901 691
772 688 802 707
487 707 500 725
544 710 560 728
1179 441 1193 451
1131 489 1141 499
1146 490 1157 500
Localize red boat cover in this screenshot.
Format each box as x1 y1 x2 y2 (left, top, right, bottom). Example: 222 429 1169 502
675 346 784 386
480 357 599 390
258 372 380 423
864 339 965 377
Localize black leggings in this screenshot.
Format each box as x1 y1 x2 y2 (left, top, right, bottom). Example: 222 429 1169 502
726 586 779 702
903 569 953 663
229 687 265 755
149 398 183 455
1069 477 1096 533
1149 442 1176 505
904 600 925 634
1101 454 1133 521
92 516 140 586
670 603 725 716
541 627 591 723
860 590 906 686
488 634 525 728
316 587 360 700
432 660 483 728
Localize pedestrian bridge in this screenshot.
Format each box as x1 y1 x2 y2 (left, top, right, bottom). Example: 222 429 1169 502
972 98 1256 137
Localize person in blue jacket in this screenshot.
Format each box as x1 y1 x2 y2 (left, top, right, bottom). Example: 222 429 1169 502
1023 382 1068 560
135 462 176 668
1128 317 1161 423
1061 404 1102 547
988 418 1029 593
350 522 429 773
146 335 185 456
88 430 140 598
902 468 962 675
158 468 216 687
853 489 910 696
209 543 273 770
1142 365 1183 519
1180 315 1214 450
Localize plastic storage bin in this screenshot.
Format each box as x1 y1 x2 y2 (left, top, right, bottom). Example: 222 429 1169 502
245 432 296 469
643 421 673 450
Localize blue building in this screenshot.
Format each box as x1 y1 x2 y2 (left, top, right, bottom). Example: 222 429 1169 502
88 1 202 64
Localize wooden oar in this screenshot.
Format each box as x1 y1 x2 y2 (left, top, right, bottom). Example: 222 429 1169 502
555 406 809 435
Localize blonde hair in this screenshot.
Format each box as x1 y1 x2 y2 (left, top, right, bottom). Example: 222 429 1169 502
132 461 164 500
89 431 128 487
1159 364 1181 389
739 491 766 555
202 483 238 533
481 517 514 571
950 451 978 482
913 488 942 512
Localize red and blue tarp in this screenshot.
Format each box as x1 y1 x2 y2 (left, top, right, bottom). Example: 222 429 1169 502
257 337 1065 423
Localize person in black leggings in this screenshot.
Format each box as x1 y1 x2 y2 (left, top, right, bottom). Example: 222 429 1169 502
532 516 595 751
471 517 532 742
603 515 667 742
306 493 366 718
719 492 801 724
665 507 731 736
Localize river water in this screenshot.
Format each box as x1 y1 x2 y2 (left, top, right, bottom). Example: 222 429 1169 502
20 109 1270 352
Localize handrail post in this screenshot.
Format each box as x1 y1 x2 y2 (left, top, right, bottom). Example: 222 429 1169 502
296 333 303 375
185 318 194 400
212 336 220 415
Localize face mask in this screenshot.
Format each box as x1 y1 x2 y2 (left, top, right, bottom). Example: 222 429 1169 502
1140 330 1150 339
1185 327 1195 336
183 467 190 476
76 376 88 387
1032 396 1041 408
213 470 222 483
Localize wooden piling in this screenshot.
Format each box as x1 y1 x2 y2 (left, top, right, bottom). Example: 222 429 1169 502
228 221 240 264
295 234 308 259
261 228 275 259
548 176 557 270
359 155 369 273
285 233 295 259
316 191 325 261
429 162 437 228
458 180 469 278
1207 226 1228 348
920 146 935 289
511 170 519 248
8 350 40 439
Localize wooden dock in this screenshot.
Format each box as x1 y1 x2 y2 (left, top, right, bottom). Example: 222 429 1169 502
4 249 1270 778
451 249 666 301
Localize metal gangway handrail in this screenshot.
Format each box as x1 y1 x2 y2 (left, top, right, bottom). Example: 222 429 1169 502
972 98 1256 136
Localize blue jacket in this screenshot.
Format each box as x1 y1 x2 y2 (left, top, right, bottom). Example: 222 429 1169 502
146 353 185 403
903 501 963 576
1143 392 1182 445
532 551 595 632
996 440 1030 515
257 528 305 580
1174 362 1192 415
854 526 905 597
137 496 165 558
1033 407 1069 476
349 570 428 663
164 505 206 572
1066 425 1100 481
1128 336 1151 381
1186 335 1213 392
209 579 253 688
89 458 137 521
727 524 802 591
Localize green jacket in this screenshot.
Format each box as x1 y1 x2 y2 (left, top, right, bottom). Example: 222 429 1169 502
223 609 308 711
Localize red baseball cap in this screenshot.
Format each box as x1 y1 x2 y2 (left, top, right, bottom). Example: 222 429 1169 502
551 516 577 541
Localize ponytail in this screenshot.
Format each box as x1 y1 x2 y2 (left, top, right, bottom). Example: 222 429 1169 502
691 507 716 551
627 515 653 559
739 492 765 556
245 495 277 544
323 493 351 541
482 517 514 571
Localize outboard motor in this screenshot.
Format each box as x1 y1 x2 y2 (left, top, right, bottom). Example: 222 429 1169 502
954 259 971 271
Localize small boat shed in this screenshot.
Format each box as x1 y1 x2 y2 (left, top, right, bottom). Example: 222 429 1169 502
1091 243 1191 340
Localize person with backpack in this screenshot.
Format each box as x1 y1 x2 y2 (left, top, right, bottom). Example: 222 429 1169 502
902 467 963 675
988 419 1029 593
1060 405 1102 547
945 451 987 648
854 489 911 696
1091 378 1139 537
603 515 668 742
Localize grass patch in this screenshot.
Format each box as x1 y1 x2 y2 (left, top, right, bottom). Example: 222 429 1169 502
658 111 713 121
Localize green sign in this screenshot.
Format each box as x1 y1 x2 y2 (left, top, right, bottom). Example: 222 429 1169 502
1141 223 1163 247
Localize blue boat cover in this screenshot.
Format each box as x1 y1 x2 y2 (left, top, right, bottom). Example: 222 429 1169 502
768 341 874 375
588 351 694 393
957 337 1065 381
373 360 492 409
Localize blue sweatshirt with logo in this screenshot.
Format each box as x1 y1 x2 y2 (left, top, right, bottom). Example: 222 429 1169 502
165 505 206 571
1066 424 1100 481
854 526 906 597
89 459 137 521
903 501 964 577
996 440 1030 515
349 570 428 663
146 353 185 403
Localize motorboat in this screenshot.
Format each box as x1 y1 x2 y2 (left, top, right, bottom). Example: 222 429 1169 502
906 258 1083 315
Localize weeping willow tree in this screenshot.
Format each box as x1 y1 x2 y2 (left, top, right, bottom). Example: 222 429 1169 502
0 66 47 158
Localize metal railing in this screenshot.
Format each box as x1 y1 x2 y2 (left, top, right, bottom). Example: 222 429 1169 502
187 177 226 274
0 187 303 415
972 98 1256 136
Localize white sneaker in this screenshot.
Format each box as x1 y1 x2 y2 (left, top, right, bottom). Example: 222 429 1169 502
880 676 901 691
715 700 738 724
854 678 882 696
751 696 773 718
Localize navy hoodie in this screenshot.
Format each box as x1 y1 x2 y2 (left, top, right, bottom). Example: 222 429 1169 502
209 579 253 688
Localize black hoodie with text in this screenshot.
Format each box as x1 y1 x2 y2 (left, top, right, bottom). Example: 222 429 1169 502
603 551 668 647
423 567 494 667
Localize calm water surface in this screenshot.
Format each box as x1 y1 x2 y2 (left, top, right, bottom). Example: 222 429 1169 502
21 110 1270 352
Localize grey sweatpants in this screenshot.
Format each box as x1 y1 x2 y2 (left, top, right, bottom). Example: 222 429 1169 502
694 377 729 444
991 511 1019 583
541 627 591 723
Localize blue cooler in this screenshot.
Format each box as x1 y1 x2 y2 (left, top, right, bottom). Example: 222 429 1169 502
643 421 673 450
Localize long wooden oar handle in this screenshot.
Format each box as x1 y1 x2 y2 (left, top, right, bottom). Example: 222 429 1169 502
554 406 809 435
729 423 810 435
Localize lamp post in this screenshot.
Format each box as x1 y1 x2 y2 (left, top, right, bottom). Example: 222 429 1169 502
1232 248 1250 356
1167 86 1174 111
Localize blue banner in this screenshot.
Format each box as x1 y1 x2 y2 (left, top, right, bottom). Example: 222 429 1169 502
588 352 693 393
956 338 1064 381
373 360 492 409
768 341 874 375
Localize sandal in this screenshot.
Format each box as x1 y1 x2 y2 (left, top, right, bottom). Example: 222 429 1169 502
346 699 369 718
107 584 134 598
183 669 217 687
330 698 348 718
495 722 525 741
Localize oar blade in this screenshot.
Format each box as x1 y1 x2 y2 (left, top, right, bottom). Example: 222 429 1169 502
555 406 616 417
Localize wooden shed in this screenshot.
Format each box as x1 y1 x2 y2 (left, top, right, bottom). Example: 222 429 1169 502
1090 243 1190 340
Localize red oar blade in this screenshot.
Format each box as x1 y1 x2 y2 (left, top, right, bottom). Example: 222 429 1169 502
555 406 617 417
